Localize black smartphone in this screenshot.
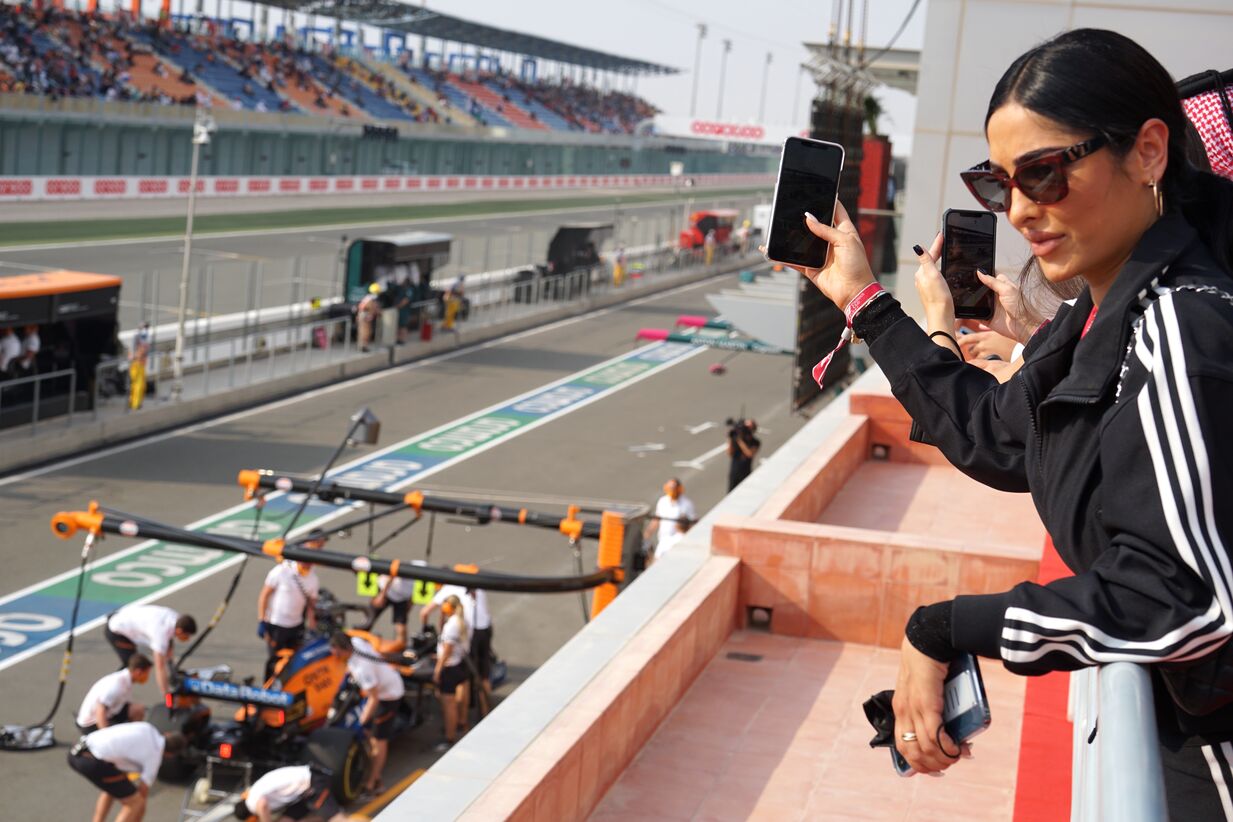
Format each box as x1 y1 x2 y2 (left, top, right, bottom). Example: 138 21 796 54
890 653 992 777
766 136 845 269
942 209 997 320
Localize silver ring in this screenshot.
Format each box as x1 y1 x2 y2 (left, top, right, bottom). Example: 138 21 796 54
900 731 918 743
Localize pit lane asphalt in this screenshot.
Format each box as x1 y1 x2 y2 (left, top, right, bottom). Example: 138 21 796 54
0 269 809 820
0 190 763 329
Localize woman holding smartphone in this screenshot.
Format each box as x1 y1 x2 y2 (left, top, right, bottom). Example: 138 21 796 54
794 29 1233 818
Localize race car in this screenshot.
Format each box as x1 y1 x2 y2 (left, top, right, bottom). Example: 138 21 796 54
146 653 370 807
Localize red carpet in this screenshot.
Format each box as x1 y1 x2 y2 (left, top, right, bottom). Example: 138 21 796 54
1013 537 1074 822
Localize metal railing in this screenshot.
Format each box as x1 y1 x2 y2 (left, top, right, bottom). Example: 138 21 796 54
1069 663 1168 821
0 368 78 433
3 243 758 437
93 313 357 415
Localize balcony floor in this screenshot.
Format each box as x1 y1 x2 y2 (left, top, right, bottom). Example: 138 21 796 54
590 630 1026 822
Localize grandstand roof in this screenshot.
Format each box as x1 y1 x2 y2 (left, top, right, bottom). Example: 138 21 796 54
265 1 679 75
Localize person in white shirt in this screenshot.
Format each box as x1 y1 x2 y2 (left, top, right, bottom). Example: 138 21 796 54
432 595 471 751
420 584 493 710
68 721 185 822
231 764 357 822
105 605 197 696
76 654 152 733
16 324 39 372
645 478 697 560
368 573 416 650
0 327 20 374
329 632 404 797
257 541 321 678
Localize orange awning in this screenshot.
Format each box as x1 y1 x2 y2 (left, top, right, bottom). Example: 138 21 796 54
0 271 123 300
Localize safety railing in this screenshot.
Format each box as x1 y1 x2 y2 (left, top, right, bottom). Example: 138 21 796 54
0 367 78 434
6 243 758 436
1068 663 1167 822
92 314 356 415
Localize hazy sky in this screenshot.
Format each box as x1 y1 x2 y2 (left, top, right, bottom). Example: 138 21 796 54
439 0 925 140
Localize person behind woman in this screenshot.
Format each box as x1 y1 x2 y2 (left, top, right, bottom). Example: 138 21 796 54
433 594 470 752
793 29 1233 819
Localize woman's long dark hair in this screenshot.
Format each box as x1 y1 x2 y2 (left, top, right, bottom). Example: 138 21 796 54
987 28 1233 276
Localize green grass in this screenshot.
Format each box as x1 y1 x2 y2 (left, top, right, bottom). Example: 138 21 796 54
0 187 767 247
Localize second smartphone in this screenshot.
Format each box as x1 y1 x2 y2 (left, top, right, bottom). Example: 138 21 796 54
766 136 845 269
941 209 998 320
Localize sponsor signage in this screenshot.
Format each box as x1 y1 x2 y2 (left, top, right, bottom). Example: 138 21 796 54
0 173 773 203
653 116 808 146
180 677 295 706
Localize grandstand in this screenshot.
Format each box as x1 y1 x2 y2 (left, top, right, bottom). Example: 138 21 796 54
0 3 668 134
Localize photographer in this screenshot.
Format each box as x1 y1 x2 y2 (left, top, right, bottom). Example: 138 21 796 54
725 418 760 491
791 29 1233 818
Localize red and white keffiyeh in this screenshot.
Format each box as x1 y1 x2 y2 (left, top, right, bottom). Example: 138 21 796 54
1183 89 1233 181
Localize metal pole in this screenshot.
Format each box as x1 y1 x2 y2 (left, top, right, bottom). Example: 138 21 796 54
758 52 772 123
172 137 200 402
689 23 706 117
716 39 732 120
173 111 212 401
793 66 805 124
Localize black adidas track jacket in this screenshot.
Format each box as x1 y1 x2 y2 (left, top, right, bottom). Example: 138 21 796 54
854 214 1233 741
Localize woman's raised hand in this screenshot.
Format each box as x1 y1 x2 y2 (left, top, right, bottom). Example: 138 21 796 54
913 233 953 331
777 200 876 310
975 271 1039 344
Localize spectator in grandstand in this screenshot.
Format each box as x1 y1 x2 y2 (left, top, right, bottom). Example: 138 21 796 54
76 654 152 733
797 29 1233 820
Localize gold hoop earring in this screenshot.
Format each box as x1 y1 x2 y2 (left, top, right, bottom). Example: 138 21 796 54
1150 179 1164 217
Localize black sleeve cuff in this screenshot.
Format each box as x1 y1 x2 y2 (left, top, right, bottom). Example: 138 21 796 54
851 293 906 346
905 601 957 662
952 593 1011 660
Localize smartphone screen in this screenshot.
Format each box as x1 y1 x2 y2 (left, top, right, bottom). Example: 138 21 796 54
942 209 997 320
767 137 845 269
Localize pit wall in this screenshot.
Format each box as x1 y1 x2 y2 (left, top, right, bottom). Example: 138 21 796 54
377 368 1044 820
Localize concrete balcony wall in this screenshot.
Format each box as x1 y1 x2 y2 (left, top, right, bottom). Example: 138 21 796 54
379 368 1044 821
714 383 1042 647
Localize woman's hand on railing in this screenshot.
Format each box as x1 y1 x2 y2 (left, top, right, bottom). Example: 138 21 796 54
766 200 876 311
893 638 970 775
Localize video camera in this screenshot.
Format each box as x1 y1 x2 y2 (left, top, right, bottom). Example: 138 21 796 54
725 417 755 442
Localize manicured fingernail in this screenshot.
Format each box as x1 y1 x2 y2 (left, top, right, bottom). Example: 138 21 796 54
804 211 818 223
912 244 924 256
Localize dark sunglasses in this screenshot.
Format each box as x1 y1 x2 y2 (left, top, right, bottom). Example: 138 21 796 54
960 135 1108 212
